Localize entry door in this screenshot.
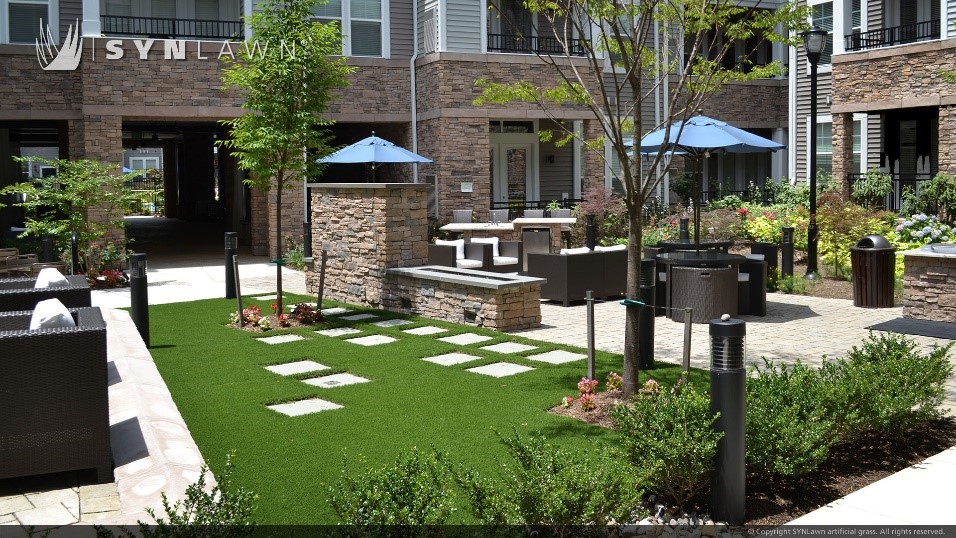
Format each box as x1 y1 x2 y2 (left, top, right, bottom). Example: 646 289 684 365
493 143 536 205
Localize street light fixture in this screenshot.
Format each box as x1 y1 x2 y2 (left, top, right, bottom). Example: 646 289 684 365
802 24 827 278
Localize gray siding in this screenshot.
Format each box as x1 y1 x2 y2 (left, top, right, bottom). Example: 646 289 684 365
538 120 574 201
418 0 439 53
61 0 83 42
444 0 481 52
390 0 413 57
794 44 833 182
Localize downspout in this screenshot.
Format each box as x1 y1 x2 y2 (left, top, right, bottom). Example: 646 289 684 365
410 0 420 183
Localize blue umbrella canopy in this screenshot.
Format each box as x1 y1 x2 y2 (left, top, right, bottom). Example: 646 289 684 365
638 114 784 156
317 135 433 165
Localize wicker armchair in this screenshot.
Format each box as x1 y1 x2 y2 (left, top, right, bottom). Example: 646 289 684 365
0 275 92 312
527 251 605 306
0 307 113 482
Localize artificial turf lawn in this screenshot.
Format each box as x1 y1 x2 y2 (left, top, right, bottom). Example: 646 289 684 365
147 293 708 524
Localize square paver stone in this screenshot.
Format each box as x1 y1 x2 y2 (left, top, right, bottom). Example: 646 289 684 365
316 327 362 337
345 335 397 346
341 313 379 321
256 334 307 345
438 333 494 346
527 350 587 365
403 326 449 336
372 319 413 328
252 294 278 301
268 398 343 416
481 342 538 354
265 360 329 376
467 362 535 377
423 353 483 366
322 307 352 316
303 373 370 388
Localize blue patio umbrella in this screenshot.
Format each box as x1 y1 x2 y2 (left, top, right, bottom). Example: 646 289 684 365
639 113 784 251
317 133 432 181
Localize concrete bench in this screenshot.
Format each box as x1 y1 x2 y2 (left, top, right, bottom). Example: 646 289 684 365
385 266 545 331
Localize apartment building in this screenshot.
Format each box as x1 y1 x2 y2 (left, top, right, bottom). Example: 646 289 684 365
793 0 956 208
0 0 791 256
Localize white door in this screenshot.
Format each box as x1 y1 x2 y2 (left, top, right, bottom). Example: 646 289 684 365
492 142 537 205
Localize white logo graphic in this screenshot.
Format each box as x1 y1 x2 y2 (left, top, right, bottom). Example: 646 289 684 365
36 20 83 71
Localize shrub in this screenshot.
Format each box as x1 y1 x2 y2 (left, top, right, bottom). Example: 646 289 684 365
290 303 322 324
452 430 644 527
818 333 954 441
851 168 893 210
746 360 836 477
570 184 627 246
816 192 895 279
283 235 305 270
776 274 816 295
330 448 457 525
609 380 721 506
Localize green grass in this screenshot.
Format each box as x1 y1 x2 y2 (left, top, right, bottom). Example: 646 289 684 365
147 293 707 523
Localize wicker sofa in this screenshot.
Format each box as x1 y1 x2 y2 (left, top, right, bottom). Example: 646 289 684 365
0 275 92 312
0 306 113 482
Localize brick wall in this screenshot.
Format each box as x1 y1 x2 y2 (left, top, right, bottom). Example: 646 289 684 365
703 79 788 128
903 252 956 322
304 184 429 307
832 41 956 108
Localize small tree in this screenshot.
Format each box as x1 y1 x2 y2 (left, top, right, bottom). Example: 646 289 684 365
219 0 353 313
476 0 806 396
0 157 134 273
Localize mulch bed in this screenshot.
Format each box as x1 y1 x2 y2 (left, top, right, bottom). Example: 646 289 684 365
550 391 956 526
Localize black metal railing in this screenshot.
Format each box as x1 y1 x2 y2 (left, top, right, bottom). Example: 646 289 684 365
123 172 165 216
845 19 940 52
847 172 935 212
487 33 587 56
490 199 582 220
101 15 244 40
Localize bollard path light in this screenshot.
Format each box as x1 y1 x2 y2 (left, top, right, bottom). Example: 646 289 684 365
225 232 238 299
129 253 150 347
709 314 746 525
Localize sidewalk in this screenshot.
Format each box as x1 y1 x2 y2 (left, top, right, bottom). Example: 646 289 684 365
2 256 955 529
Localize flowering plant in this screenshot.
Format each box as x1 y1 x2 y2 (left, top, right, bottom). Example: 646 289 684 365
257 317 272 330
229 304 263 325
895 214 952 246
639 379 661 397
290 303 322 325
577 377 599 395
605 371 623 391
579 393 596 411
561 396 575 409
277 313 290 327
560 377 600 412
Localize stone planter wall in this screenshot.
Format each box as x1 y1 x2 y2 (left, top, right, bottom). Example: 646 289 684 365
902 253 956 322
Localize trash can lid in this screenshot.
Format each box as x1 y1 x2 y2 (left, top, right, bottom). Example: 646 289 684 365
853 234 894 250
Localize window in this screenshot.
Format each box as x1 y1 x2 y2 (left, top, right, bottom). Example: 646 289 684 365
311 0 384 57
814 121 832 175
5 0 51 44
811 2 833 64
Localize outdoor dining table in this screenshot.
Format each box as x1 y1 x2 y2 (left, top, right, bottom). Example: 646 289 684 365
656 239 734 253
439 218 575 251
655 251 747 321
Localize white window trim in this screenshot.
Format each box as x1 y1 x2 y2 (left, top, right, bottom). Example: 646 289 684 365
314 0 389 58
804 113 866 180
2 0 57 44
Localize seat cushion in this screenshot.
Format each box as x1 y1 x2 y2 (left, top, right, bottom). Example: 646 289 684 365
29 298 77 330
34 268 70 288
738 273 751 282
594 244 627 252
746 253 766 261
559 247 591 255
436 238 465 260
456 258 483 269
493 256 518 266
471 237 499 257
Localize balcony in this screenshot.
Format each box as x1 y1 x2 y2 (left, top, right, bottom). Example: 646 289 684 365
487 33 587 56
845 19 940 52
100 15 243 40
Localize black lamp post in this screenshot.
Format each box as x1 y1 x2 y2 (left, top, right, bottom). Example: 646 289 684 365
802 25 827 278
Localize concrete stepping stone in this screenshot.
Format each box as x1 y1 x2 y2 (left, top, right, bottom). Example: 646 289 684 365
316 327 362 337
302 373 370 388
373 319 413 328
467 362 535 377
526 350 587 365
265 360 329 376
322 307 351 315
341 313 378 321
481 342 538 354
438 333 494 346
403 326 448 336
345 335 397 346
252 294 278 301
422 352 483 366
256 334 307 345
267 398 342 416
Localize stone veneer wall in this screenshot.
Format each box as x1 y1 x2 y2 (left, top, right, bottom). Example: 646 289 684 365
304 184 429 307
384 274 542 331
902 254 956 322
832 41 956 108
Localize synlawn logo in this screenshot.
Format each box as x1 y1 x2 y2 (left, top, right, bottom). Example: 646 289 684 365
36 21 83 71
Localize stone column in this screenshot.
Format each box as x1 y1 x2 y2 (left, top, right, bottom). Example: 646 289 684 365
831 112 854 199
418 117 489 222
939 106 956 177
249 176 304 258
68 115 125 245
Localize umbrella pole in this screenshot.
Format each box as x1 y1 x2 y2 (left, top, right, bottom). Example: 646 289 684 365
695 158 702 255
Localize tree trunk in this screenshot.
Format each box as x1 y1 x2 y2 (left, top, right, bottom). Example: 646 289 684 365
622 209 643 398
275 177 284 315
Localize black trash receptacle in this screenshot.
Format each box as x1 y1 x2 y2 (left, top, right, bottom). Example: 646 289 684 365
850 234 896 308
